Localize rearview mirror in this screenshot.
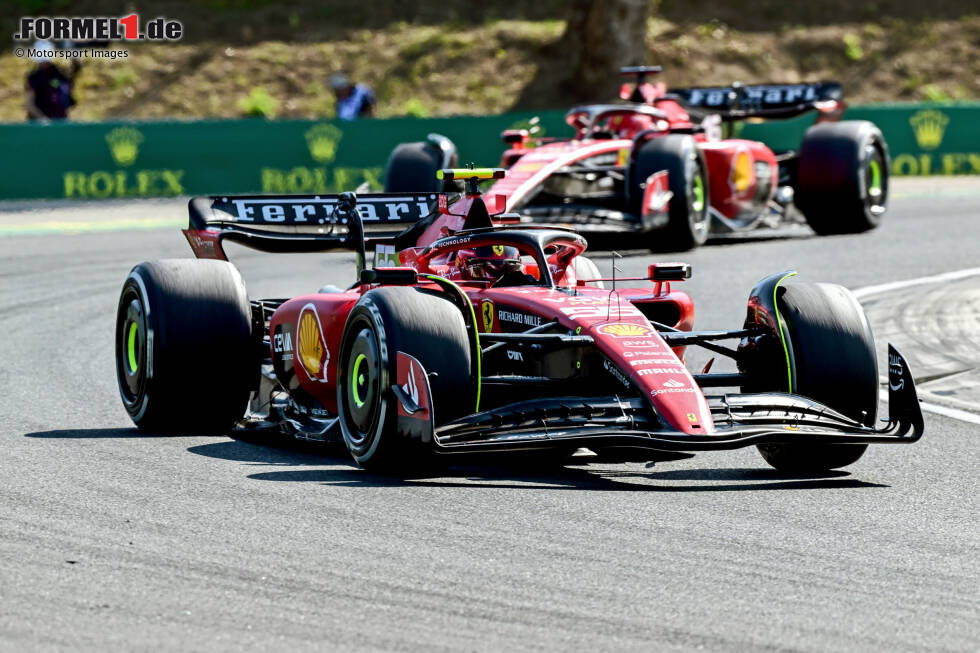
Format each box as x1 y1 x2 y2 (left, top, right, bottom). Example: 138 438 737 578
648 263 691 281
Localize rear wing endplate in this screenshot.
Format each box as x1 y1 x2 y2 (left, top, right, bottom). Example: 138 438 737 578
184 192 441 260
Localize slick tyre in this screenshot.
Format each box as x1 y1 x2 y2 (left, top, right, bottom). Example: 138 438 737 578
384 141 458 193
337 287 471 472
756 282 878 472
115 259 254 433
795 120 889 234
628 134 709 252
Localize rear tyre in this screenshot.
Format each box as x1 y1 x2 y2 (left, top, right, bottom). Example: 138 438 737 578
337 287 471 472
115 259 254 433
628 134 709 252
795 120 889 234
755 282 877 472
384 141 458 193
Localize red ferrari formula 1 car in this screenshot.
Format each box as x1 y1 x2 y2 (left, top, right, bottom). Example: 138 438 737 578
384 67 889 251
115 168 921 473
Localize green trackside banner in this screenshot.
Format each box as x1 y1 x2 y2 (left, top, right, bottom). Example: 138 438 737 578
737 103 980 177
0 112 569 201
0 102 977 200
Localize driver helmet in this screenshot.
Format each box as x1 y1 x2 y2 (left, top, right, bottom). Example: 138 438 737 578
608 112 655 139
454 244 522 281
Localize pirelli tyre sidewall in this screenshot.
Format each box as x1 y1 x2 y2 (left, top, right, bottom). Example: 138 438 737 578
337 287 471 471
117 271 153 423
114 259 253 433
337 300 391 464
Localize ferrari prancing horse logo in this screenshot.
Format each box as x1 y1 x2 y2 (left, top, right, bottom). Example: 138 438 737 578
481 299 495 332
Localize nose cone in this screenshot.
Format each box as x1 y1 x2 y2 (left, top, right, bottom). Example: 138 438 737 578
586 320 715 433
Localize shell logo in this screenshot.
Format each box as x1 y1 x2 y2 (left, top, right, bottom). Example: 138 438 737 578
598 323 655 337
298 305 330 381
731 150 753 193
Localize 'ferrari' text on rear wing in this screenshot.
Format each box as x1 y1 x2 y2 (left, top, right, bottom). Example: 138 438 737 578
667 81 842 120
184 192 441 260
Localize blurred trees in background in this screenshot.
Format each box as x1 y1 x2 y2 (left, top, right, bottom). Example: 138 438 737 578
558 0 652 102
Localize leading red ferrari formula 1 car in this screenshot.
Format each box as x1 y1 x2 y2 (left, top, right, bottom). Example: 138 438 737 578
384 67 889 251
115 168 921 473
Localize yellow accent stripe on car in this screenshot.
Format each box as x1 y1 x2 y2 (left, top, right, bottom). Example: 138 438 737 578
772 271 798 392
437 168 505 181
419 273 482 412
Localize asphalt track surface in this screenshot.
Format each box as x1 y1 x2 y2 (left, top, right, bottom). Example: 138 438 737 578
0 178 977 652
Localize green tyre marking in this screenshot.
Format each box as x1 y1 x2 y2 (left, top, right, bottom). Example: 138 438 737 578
869 158 882 195
127 322 139 373
351 353 368 408
420 274 482 412
772 271 798 393
691 174 705 213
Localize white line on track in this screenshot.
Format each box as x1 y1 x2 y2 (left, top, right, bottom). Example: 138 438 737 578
857 268 980 426
851 266 980 300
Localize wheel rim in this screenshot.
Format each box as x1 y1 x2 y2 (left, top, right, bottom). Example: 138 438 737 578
343 327 381 442
117 290 147 405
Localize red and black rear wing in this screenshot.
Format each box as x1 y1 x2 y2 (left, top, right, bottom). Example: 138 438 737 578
666 81 843 121
183 192 441 260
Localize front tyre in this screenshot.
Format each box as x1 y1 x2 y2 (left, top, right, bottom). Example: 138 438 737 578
115 259 254 433
755 282 878 472
795 120 889 234
337 287 471 472
628 134 710 252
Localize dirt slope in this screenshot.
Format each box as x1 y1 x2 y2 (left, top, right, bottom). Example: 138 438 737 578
0 1 976 121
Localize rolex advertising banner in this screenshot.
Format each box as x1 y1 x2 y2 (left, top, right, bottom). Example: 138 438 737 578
737 103 980 176
0 103 977 200
0 112 564 201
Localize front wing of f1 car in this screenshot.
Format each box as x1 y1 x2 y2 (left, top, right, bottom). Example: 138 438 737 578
405 344 923 455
